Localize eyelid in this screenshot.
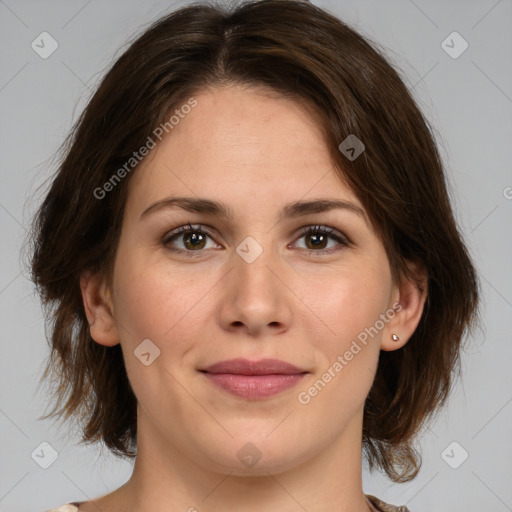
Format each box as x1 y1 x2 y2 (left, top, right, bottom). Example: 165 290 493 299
290 225 351 255
162 223 219 245
295 224 350 244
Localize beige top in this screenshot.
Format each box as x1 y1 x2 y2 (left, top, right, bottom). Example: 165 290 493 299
46 495 410 511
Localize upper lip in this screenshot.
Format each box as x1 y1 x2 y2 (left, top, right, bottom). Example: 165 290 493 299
200 358 307 375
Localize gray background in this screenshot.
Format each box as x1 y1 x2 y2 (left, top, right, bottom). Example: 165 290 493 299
0 0 511 511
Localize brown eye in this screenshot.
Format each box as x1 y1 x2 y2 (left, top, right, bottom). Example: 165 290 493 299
294 225 349 255
181 230 207 250
163 224 219 255
304 232 329 250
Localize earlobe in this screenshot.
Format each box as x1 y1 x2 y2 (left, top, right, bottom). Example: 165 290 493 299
381 260 428 352
80 270 119 347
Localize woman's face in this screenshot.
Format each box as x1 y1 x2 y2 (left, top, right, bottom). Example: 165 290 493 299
88 84 413 475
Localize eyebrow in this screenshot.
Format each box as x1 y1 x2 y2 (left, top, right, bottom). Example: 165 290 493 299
139 196 367 223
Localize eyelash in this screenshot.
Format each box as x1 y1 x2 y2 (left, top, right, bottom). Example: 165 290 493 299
162 223 350 258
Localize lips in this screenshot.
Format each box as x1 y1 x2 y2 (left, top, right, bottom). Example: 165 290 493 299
201 358 306 375
200 358 308 399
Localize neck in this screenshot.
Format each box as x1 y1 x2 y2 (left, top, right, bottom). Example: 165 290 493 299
107 406 371 512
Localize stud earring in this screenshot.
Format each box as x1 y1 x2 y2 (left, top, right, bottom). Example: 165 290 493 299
391 334 400 342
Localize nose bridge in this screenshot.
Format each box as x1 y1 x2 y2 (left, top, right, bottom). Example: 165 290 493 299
218 231 292 335
233 233 278 296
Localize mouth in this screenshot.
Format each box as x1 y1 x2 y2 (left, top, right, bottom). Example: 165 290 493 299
199 358 309 400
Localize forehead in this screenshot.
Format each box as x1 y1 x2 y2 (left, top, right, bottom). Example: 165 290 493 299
126 85 360 217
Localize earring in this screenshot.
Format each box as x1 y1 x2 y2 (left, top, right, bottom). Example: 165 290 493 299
391 334 400 342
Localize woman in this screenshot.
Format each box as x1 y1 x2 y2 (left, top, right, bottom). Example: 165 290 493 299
29 0 479 510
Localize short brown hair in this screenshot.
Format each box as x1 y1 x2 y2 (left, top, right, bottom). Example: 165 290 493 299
27 0 479 482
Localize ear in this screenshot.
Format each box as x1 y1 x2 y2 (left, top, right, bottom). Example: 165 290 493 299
80 270 119 347
380 259 428 352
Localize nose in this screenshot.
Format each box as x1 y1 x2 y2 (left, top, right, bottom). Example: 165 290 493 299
217 239 293 337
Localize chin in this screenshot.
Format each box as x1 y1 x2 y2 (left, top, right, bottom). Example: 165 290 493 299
193 433 315 477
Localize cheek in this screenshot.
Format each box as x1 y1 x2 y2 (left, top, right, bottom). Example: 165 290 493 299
295 260 390 407
111 252 212 407
297 279 383 416
112 250 215 346
303 262 392 347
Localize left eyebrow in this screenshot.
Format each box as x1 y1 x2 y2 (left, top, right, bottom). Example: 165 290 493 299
139 196 368 225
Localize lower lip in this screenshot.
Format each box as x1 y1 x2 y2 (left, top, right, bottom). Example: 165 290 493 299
202 373 307 399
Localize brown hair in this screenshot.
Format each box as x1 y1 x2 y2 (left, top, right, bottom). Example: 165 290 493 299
27 0 479 482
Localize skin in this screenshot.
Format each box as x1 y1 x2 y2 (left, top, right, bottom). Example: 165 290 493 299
80 84 427 512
